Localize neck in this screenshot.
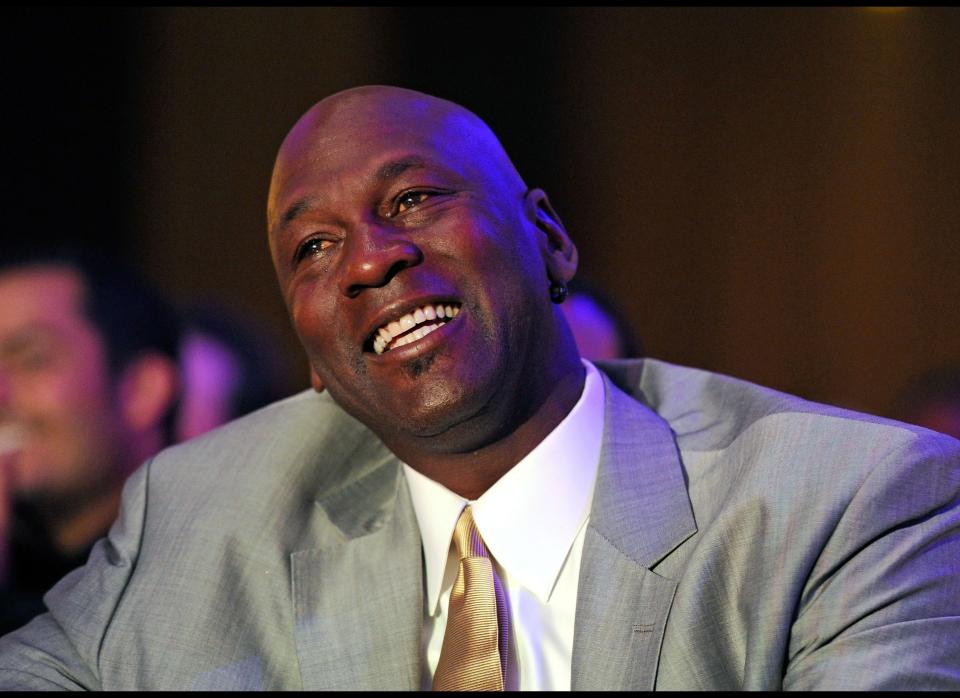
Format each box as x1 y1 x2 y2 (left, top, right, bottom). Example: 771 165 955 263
398 359 587 500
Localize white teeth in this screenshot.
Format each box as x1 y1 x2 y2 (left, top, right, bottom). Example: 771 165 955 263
372 303 461 355
0 424 25 456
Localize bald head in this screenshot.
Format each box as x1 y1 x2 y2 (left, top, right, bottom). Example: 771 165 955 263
267 86 527 233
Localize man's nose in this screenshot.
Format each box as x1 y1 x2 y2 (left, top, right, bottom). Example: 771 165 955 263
338 221 423 298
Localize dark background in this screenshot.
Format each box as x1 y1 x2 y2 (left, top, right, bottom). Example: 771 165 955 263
4 7 959 416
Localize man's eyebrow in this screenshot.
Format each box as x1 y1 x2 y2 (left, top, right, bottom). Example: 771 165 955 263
281 200 310 227
278 158 428 229
281 155 427 227
376 156 427 181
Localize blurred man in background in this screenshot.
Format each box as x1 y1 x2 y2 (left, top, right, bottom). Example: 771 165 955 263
0 247 181 634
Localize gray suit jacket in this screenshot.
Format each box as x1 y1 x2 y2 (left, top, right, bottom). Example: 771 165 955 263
0 359 958 690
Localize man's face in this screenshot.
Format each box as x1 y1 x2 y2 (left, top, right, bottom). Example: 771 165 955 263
268 91 566 455
0 266 125 506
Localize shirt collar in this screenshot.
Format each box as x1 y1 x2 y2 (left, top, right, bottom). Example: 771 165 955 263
403 359 606 614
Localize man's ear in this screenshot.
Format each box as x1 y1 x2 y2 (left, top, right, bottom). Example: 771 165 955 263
525 188 578 285
117 353 180 433
309 367 325 393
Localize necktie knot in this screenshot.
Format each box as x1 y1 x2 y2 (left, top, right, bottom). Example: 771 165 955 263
451 506 489 561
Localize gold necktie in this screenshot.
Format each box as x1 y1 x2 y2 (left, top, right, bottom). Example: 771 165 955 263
432 506 509 691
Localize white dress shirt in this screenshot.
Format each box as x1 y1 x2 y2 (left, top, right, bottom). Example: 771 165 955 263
402 359 606 690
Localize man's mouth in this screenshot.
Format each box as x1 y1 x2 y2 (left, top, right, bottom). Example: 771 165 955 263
0 424 25 457
370 302 462 355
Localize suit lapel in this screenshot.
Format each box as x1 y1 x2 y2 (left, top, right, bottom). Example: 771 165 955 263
572 367 697 690
291 436 423 690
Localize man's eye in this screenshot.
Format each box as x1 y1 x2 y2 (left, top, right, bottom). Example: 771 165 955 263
3 344 54 373
294 237 333 265
395 191 430 215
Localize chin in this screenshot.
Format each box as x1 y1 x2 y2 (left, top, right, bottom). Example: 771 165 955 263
400 388 479 437
403 382 526 454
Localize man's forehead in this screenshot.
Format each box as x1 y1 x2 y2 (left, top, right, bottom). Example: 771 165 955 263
281 104 475 172
0 265 88 335
268 86 525 228
0 264 85 301
272 118 489 220
280 85 496 165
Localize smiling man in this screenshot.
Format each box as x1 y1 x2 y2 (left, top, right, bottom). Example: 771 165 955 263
0 86 958 690
267 88 581 501
0 248 181 637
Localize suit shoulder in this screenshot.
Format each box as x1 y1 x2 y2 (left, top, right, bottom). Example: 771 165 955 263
155 388 367 464
139 389 376 522
597 357 959 458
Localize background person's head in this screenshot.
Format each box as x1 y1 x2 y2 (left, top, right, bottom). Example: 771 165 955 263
0 246 180 552
890 366 960 439
560 278 644 361
175 301 290 442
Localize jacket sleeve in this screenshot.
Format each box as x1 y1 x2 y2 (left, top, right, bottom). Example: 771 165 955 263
783 430 960 690
0 458 152 690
